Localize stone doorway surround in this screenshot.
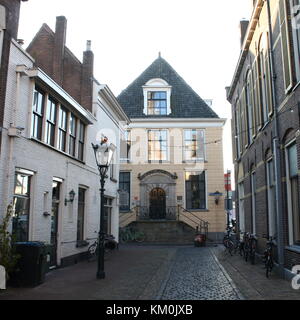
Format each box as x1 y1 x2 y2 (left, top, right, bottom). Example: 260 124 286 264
138 170 178 220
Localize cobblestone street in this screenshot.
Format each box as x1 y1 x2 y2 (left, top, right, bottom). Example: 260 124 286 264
158 247 242 300
1 244 299 300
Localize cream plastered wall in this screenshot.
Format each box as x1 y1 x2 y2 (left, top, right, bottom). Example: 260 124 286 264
120 122 226 234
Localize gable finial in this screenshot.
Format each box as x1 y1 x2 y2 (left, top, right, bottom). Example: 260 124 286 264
158 51 161 58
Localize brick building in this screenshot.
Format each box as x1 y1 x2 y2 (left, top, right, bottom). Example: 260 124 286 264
117 55 226 243
227 0 300 279
0 13 129 268
0 0 27 154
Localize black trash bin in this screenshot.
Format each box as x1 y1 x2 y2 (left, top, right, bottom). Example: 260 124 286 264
10 242 47 287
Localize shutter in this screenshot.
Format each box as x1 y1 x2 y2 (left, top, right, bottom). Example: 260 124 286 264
242 88 249 148
279 0 293 92
251 64 257 137
253 58 262 131
249 71 255 139
237 100 243 156
265 50 274 116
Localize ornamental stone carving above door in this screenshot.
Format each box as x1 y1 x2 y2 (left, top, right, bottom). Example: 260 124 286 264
138 170 177 220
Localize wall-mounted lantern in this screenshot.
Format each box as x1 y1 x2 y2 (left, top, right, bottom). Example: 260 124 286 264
209 191 223 205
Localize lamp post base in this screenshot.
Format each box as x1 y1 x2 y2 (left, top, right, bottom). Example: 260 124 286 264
97 271 105 279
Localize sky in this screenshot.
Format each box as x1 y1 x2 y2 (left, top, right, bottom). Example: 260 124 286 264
18 0 253 187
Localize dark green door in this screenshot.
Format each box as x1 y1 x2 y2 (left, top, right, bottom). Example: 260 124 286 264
50 181 61 267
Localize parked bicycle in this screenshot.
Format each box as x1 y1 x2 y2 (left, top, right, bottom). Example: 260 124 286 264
263 235 276 278
243 232 257 264
87 234 118 262
223 226 240 256
120 226 146 243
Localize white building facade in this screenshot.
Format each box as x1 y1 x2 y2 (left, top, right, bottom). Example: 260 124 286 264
0 38 129 268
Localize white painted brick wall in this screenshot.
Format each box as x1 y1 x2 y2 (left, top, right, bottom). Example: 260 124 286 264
0 41 124 264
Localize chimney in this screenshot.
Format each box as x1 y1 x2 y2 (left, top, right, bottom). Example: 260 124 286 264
240 19 249 47
52 16 67 85
81 40 94 112
0 0 28 40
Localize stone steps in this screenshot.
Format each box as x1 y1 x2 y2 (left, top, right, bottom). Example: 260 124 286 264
124 220 198 244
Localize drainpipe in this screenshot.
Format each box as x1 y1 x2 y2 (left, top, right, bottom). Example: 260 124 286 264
266 0 285 278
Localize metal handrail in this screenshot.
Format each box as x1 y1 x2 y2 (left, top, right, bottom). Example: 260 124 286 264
119 210 136 226
178 206 209 237
179 206 210 225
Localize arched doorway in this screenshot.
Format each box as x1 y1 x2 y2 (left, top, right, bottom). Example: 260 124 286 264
149 188 166 219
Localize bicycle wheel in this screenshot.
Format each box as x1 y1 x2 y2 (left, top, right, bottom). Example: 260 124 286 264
266 258 273 278
87 243 97 262
135 231 146 243
228 241 234 256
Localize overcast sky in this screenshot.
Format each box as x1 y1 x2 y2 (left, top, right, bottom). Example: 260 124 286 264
18 0 253 186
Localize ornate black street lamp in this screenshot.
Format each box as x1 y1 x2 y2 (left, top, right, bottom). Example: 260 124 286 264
92 137 116 279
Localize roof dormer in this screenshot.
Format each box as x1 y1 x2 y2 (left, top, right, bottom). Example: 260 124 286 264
142 78 172 116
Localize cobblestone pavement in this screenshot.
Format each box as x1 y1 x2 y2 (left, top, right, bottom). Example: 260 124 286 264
158 247 242 300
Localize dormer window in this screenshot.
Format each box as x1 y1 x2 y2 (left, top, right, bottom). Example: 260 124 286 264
147 91 167 115
143 78 172 115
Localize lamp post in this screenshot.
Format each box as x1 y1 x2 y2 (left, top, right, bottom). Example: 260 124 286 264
92 137 116 279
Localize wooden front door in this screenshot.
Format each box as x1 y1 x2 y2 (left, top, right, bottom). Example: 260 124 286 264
149 188 166 219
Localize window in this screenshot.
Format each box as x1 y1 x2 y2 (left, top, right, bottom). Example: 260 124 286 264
120 130 131 161
147 91 167 115
286 143 300 245
185 171 206 210
258 40 269 124
77 188 86 241
238 183 245 232
110 155 116 180
69 114 77 157
143 79 172 115
183 129 205 161
58 107 67 152
103 197 113 235
251 171 256 234
45 97 57 147
148 130 168 162
245 72 254 144
280 0 293 91
267 159 276 237
119 172 131 211
78 121 85 161
290 0 300 81
31 87 45 140
12 173 31 242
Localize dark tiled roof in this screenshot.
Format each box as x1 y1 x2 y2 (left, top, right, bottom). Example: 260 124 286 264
117 57 219 119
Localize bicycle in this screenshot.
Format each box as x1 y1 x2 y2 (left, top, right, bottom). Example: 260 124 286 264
223 226 240 256
263 235 276 278
87 234 118 262
243 233 257 264
120 226 146 243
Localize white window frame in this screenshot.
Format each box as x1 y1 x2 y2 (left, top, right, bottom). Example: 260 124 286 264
266 158 276 237
120 129 131 162
147 129 169 163
251 171 256 235
184 170 208 211
143 79 172 116
238 182 245 233
285 139 300 246
182 129 206 162
0 5 6 66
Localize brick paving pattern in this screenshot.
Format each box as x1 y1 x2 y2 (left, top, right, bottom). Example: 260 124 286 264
159 247 242 300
